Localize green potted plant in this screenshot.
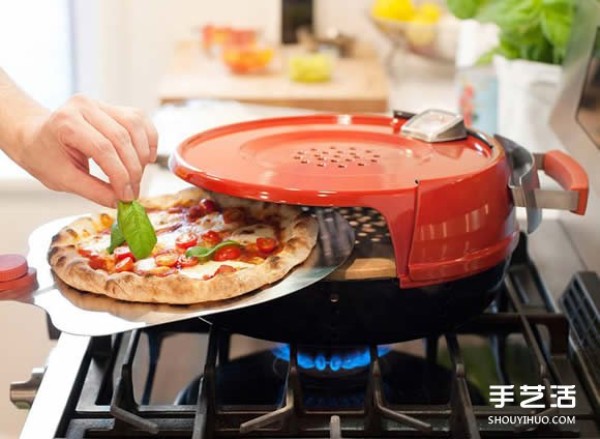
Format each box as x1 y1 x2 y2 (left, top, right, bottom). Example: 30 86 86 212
448 0 575 151
448 0 574 64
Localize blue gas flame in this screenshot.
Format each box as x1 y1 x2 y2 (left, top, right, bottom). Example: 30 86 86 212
272 345 392 372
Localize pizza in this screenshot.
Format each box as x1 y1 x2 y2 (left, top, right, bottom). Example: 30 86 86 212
48 188 318 304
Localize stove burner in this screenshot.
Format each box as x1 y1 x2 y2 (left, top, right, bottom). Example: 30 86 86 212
174 349 485 408
271 344 392 372
24 233 600 438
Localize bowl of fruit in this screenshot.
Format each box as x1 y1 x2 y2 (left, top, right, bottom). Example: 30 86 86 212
288 52 334 83
221 43 275 75
369 0 458 65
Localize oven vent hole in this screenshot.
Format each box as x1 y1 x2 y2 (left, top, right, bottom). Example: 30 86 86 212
292 147 381 166
338 207 391 246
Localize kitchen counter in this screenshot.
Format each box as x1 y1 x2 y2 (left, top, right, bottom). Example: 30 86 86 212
157 39 390 113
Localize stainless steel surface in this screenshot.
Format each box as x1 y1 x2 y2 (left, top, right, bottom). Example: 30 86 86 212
551 0 600 161
498 134 542 233
550 0 600 275
9 367 45 410
19 333 91 439
6 210 354 337
529 195 580 213
401 109 467 143
531 152 581 211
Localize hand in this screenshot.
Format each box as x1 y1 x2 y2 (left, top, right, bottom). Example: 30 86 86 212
16 94 158 207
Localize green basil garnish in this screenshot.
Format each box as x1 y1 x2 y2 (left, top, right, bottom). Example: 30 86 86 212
107 222 126 254
115 200 157 260
186 240 241 260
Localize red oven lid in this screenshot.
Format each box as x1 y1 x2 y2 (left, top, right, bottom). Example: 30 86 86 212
170 114 500 205
170 114 516 288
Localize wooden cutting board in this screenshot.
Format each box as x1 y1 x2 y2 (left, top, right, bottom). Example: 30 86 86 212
158 40 390 113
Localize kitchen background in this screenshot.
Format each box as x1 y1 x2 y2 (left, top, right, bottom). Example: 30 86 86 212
0 0 578 437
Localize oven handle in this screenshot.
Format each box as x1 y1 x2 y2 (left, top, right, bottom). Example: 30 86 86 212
498 134 589 233
512 149 589 215
533 150 589 215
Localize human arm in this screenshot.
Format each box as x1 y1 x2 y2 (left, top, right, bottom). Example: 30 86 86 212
0 68 158 207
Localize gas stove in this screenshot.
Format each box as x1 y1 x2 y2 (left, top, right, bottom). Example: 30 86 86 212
11 231 600 438
10 2 600 435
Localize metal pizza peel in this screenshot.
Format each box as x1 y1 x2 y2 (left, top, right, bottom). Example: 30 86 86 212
1 209 354 336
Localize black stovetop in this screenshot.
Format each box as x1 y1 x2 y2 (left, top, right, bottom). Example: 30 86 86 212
42 236 600 438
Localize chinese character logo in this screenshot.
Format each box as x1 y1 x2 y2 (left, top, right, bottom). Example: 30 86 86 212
490 385 514 408
520 385 545 409
489 384 576 409
551 385 576 408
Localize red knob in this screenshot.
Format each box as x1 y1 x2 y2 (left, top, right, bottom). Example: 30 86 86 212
0 254 37 292
0 254 28 281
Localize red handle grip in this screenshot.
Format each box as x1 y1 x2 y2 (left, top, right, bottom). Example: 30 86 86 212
0 254 37 293
543 150 589 215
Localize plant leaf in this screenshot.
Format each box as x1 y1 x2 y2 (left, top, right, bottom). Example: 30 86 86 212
447 0 571 65
117 201 157 260
475 47 501 66
476 0 543 34
540 0 574 64
446 0 487 19
186 240 241 260
107 222 125 254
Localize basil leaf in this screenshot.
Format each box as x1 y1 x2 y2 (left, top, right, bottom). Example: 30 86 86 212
117 201 157 260
186 240 241 260
107 222 125 254
446 0 484 19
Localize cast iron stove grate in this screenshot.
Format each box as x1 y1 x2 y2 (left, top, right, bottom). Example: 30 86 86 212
560 271 600 414
51 235 600 439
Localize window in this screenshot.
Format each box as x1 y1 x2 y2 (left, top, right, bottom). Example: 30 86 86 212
0 0 73 109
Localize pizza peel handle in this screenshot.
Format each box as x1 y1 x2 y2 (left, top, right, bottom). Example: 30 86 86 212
17 211 354 337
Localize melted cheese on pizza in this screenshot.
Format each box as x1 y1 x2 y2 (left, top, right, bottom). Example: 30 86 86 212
180 260 254 279
229 224 277 245
79 234 110 253
134 257 157 272
148 210 181 230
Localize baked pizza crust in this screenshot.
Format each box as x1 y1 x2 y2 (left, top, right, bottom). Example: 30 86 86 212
48 188 318 304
